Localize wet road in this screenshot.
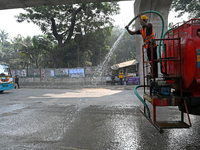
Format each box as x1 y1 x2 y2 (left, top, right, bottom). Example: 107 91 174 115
1 87 200 150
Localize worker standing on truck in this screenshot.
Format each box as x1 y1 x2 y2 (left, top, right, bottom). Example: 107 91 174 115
125 14 158 78
119 71 124 85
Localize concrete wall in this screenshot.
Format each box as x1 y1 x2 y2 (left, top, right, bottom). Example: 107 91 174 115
19 76 107 88
134 0 173 84
13 67 113 88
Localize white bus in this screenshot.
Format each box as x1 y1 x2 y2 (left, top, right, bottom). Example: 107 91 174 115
0 63 13 93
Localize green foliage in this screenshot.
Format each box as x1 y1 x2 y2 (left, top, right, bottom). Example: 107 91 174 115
0 25 136 69
57 26 112 68
15 2 120 67
0 31 15 68
16 3 119 46
171 0 200 18
1 3 136 69
0 30 9 46
82 27 112 66
18 35 54 68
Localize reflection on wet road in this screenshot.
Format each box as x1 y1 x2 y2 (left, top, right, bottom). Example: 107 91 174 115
0 88 200 150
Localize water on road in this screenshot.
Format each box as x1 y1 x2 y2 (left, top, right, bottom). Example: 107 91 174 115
1 88 200 150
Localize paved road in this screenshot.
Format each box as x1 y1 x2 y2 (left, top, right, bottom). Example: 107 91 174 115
1 87 200 150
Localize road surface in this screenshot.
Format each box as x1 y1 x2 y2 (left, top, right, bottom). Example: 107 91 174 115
1 87 200 150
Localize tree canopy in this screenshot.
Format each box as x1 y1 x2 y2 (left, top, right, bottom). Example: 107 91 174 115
16 3 120 48
15 2 120 68
18 35 53 68
171 0 200 18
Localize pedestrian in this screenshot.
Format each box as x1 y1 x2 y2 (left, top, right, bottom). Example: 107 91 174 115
14 75 20 89
125 14 158 78
111 74 115 85
119 71 124 85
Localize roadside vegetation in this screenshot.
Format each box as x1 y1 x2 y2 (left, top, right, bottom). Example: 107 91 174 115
0 2 136 69
1 0 194 69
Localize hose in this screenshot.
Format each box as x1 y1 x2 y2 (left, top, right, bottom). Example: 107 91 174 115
162 28 174 58
127 10 165 58
134 85 151 118
128 10 166 119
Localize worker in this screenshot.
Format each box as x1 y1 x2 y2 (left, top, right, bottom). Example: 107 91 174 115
119 71 124 85
125 14 158 78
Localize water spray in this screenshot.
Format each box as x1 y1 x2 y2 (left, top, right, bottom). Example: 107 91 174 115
91 29 126 85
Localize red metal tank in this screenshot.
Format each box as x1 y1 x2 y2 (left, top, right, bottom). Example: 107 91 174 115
163 19 200 97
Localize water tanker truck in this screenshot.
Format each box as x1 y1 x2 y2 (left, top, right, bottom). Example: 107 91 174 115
132 11 200 133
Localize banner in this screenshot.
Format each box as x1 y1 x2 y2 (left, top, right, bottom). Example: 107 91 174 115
69 68 84 77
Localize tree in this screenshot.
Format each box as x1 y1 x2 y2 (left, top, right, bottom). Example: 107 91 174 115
18 35 53 68
0 30 9 46
16 2 120 67
0 30 15 66
171 0 200 18
81 27 112 66
58 26 112 68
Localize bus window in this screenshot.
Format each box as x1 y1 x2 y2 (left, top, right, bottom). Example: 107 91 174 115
0 66 11 77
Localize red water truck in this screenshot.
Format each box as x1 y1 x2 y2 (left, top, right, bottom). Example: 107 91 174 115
140 19 200 133
162 19 200 113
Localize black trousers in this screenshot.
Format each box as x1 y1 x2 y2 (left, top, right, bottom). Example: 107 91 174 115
147 46 158 77
15 82 20 89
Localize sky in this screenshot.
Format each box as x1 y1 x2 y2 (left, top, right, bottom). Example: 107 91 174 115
0 1 188 39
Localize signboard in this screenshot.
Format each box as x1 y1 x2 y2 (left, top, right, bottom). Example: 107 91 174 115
27 69 40 77
127 77 140 85
55 68 69 77
51 70 54 77
69 68 84 77
41 69 45 77
16 69 26 77
197 49 200 68
21 69 26 77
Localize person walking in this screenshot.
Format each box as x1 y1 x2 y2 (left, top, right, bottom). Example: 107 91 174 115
14 75 20 89
125 14 158 78
111 74 115 85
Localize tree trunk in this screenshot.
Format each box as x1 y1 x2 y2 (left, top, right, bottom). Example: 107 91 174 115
50 6 82 68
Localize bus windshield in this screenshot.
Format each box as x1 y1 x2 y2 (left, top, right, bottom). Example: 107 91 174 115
0 65 12 77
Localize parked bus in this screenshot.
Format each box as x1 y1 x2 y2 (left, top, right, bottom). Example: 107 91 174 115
0 63 13 92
